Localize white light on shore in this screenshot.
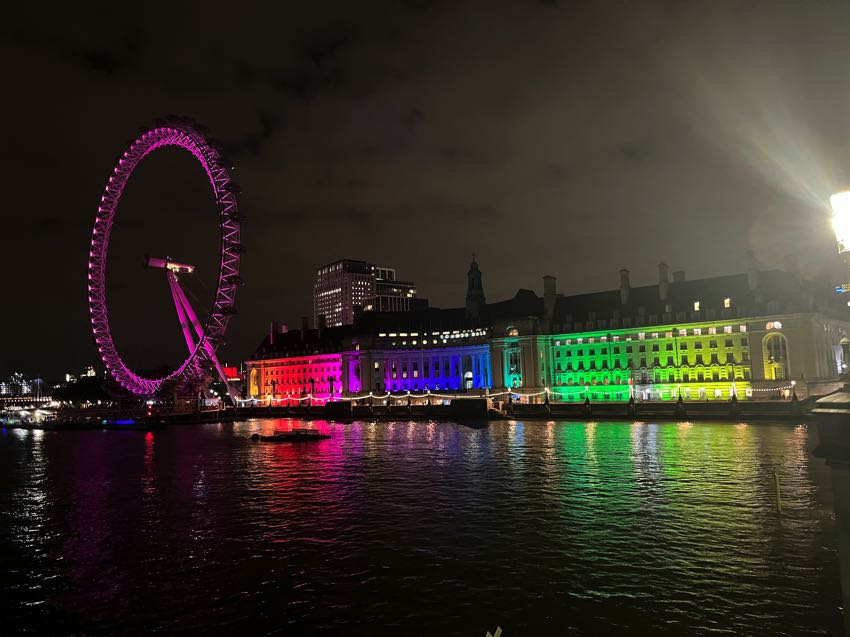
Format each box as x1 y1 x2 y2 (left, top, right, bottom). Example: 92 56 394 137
830 191 850 253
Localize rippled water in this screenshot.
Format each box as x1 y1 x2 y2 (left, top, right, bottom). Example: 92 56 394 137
0 420 842 635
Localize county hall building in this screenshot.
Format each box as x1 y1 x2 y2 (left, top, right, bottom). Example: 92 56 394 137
246 255 850 403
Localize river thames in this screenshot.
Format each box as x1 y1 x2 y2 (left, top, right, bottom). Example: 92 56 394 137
1 419 843 635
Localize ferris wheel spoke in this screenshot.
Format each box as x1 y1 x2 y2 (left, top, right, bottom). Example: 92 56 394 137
171 267 231 393
167 270 198 354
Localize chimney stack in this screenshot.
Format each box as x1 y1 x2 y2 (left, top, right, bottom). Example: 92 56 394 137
619 269 630 305
269 320 277 346
746 250 759 291
543 275 557 319
300 316 309 341
672 270 685 283
658 262 670 302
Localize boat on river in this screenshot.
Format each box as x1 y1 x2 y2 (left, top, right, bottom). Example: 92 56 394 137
251 428 330 442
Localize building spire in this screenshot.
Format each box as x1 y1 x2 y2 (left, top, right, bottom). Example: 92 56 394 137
465 255 486 321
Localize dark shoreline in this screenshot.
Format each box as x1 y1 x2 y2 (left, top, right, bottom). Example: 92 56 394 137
3 397 809 431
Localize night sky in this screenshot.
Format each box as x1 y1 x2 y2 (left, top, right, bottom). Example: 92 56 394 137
4 0 850 380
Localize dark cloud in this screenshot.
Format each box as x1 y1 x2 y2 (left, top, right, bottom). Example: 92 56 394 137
405 107 426 132
226 111 283 156
617 141 653 163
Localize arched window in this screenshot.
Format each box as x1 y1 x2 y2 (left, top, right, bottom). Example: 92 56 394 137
506 326 519 337
249 368 260 397
763 333 790 380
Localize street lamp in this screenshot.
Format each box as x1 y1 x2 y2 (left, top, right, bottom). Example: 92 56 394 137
832 190 850 372
814 190 850 635
830 190 850 258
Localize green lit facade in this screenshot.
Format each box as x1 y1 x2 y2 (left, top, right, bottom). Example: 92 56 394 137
490 311 850 402
488 260 850 402
543 320 752 402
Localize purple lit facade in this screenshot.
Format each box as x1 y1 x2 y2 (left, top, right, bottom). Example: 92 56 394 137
88 120 241 396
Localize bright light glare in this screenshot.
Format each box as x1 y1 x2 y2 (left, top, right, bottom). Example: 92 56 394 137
830 191 850 252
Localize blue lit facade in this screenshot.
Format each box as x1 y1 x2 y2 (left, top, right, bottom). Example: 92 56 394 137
341 330 492 394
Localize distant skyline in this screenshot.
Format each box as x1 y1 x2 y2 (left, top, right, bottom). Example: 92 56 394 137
4 0 850 379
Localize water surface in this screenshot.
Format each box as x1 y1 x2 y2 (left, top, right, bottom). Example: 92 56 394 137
0 420 842 635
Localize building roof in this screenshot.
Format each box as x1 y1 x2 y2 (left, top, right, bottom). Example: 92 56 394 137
351 288 544 334
251 264 850 361
551 269 848 325
249 325 354 360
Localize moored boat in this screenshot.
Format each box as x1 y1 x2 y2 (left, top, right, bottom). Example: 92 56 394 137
251 428 330 442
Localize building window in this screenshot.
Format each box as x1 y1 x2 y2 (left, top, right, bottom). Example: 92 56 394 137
724 298 732 308
693 301 700 311
763 333 789 380
724 325 732 334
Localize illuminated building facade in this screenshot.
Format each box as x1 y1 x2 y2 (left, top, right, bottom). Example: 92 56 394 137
0 372 46 397
246 326 491 400
245 323 348 403
314 260 418 327
341 329 492 393
251 256 850 403
490 260 850 401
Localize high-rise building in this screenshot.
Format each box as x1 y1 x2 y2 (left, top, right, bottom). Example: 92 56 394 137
314 259 417 327
368 268 418 313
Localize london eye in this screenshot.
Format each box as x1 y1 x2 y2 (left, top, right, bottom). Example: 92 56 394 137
87 119 243 397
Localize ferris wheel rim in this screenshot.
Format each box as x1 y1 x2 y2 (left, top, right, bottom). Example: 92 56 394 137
87 119 241 397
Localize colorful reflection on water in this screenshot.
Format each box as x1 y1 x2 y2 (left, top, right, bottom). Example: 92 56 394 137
0 420 842 635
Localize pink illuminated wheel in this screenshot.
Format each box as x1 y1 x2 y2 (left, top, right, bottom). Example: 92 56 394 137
87 119 242 396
